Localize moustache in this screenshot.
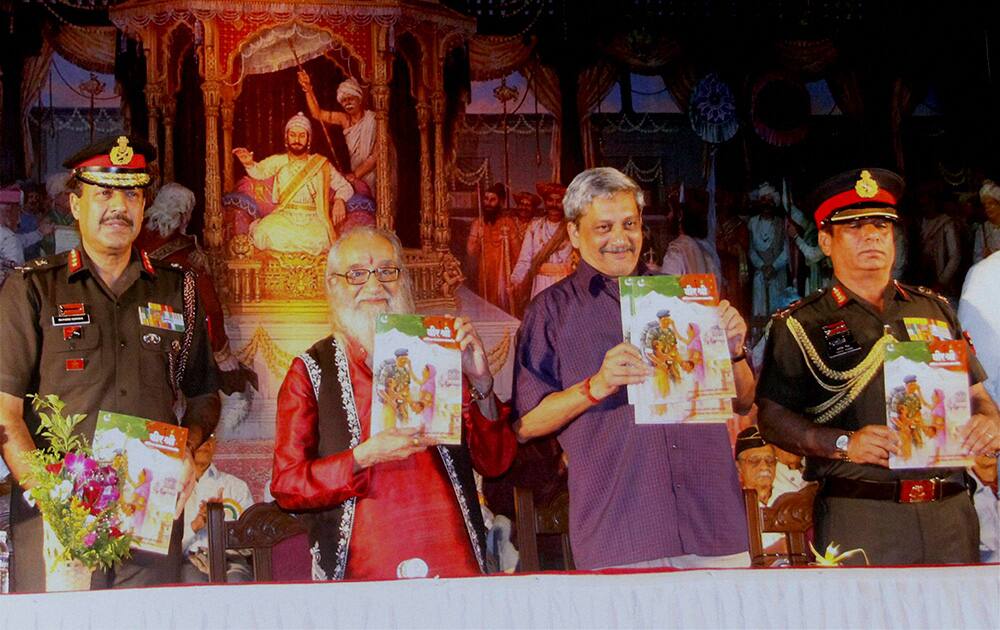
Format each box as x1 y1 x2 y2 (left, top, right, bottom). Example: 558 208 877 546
600 244 635 254
101 213 133 227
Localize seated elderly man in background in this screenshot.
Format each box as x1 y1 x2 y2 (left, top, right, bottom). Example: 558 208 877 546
271 226 517 580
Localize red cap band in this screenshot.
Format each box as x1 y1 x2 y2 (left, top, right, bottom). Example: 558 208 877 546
814 188 898 226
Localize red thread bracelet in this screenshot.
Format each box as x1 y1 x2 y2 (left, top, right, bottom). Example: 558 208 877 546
582 377 601 404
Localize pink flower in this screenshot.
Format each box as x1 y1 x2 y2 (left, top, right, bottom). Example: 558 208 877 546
83 531 97 547
64 452 97 483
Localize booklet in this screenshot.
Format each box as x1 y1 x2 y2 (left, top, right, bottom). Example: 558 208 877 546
884 340 973 469
633 396 735 425
619 274 736 423
92 411 188 555
371 314 464 445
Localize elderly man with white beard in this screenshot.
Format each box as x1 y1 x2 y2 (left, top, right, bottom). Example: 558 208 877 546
271 226 517 580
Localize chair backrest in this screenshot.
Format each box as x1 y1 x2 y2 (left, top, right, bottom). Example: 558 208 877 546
206 501 309 583
743 484 818 567
513 485 574 572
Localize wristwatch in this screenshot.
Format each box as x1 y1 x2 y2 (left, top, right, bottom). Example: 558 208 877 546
834 433 852 460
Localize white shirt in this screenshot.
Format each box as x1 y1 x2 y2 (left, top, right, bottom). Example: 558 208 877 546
182 464 254 553
970 473 999 563
958 252 1000 403
771 462 807 498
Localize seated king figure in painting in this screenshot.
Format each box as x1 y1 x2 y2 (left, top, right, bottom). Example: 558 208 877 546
233 112 353 256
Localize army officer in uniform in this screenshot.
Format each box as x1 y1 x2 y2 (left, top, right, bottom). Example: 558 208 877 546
757 167 1000 565
0 135 218 590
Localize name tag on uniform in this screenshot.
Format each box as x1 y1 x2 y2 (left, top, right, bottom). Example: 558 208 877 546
138 303 185 332
822 320 862 359
51 303 90 327
902 317 951 342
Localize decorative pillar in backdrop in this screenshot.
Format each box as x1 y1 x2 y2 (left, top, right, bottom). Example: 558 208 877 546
145 81 162 185
160 97 176 182
416 99 435 251
431 89 449 252
220 85 237 192
373 25 394 231
200 21 222 250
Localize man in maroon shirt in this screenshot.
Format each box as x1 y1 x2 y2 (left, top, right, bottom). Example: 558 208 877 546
271 226 516 580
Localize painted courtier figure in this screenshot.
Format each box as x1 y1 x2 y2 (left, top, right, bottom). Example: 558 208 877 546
298 71 377 194
747 182 789 327
466 183 519 312
757 167 1000 565
509 182 575 311
233 112 353 256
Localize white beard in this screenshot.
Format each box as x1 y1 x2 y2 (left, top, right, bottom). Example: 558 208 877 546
330 283 414 357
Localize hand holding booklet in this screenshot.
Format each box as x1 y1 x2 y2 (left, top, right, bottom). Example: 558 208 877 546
619 274 736 423
370 314 464 445
884 339 973 469
92 411 188 555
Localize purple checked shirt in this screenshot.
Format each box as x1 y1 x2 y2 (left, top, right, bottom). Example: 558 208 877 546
513 260 748 569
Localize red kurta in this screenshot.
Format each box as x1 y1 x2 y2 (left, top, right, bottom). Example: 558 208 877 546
271 336 516 580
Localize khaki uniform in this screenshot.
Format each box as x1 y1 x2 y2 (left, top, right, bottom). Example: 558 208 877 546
758 280 985 564
0 247 217 591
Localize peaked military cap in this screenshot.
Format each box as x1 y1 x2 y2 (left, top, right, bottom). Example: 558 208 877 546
809 167 904 227
63 135 157 189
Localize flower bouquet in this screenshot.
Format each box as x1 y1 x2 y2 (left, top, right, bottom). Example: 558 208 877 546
21 394 132 591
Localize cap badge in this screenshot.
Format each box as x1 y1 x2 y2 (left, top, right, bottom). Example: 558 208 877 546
109 136 134 166
854 170 879 199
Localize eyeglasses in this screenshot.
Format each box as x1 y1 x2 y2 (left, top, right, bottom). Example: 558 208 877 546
329 266 401 285
740 456 777 467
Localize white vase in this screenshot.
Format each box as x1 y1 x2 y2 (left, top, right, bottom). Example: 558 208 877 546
42 520 93 592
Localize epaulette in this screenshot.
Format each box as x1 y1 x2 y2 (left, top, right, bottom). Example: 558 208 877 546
908 283 951 306
772 288 826 319
148 257 189 274
16 251 71 275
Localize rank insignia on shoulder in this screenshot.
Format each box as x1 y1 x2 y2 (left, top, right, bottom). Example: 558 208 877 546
67 248 82 273
774 288 824 318
914 285 950 304
140 250 156 276
963 330 976 355
32 258 48 267
831 285 849 307
170 262 183 270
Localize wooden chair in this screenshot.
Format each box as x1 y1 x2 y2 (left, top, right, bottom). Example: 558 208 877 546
206 501 309 583
743 484 818 567
513 486 574 572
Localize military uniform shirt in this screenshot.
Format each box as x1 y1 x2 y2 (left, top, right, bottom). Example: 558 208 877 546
758 280 986 483
0 247 218 440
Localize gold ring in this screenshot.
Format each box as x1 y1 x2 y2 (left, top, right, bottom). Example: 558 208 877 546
412 438 420 447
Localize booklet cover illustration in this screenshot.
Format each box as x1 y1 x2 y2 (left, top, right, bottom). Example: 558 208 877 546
92 411 187 554
884 340 973 469
620 274 735 423
371 314 464 445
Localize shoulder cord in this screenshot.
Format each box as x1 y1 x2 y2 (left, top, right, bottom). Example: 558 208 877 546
785 315 895 424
